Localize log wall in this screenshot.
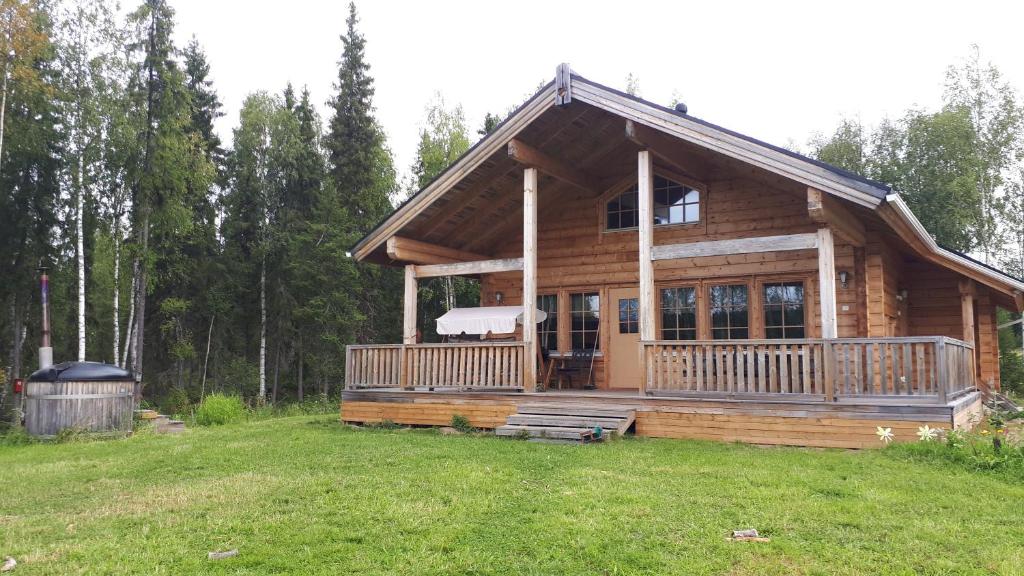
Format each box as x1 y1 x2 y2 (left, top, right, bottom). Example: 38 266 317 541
472 172 1000 391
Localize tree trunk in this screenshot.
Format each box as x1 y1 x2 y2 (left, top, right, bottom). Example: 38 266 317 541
0 39 9 173
132 218 149 395
121 265 136 369
112 219 120 364
296 335 303 402
76 154 86 362
200 314 214 400
258 258 267 401
271 339 280 404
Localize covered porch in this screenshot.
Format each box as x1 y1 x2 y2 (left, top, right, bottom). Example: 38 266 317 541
339 67 1020 445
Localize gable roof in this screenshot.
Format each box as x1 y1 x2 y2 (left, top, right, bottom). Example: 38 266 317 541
351 65 1023 306
570 74 892 199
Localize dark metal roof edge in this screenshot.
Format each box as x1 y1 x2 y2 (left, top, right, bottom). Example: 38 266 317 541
938 242 1024 285
570 73 892 198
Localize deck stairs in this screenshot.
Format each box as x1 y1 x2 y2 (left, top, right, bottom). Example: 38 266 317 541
495 404 635 443
134 409 187 434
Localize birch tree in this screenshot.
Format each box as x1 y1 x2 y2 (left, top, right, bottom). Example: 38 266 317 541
944 45 1023 264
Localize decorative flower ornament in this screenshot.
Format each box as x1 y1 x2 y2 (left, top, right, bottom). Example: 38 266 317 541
916 425 939 442
876 426 894 444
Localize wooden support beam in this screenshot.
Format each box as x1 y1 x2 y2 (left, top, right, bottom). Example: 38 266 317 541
817 228 838 339
807 187 866 246
386 236 487 265
507 138 599 193
638 150 656 343
413 258 524 279
522 168 538 390
960 279 976 345
651 233 818 261
403 265 417 345
625 120 706 181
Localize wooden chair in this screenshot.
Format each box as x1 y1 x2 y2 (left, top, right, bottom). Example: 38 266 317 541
555 348 595 390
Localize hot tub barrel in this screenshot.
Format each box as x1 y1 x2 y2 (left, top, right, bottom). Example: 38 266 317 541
25 362 136 437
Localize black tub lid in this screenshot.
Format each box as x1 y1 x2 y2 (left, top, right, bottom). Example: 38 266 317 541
28 361 136 382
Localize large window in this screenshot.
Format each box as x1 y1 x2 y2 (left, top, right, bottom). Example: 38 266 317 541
570 292 600 350
606 175 699 230
764 282 805 338
660 287 697 340
537 294 558 352
709 284 749 339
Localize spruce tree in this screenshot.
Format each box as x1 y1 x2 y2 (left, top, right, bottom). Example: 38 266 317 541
125 0 215 394
323 1 400 361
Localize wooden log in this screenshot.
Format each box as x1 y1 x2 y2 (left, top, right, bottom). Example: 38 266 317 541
651 233 818 261
817 228 838 339
414 258 524 278
638 150 656 342
508 139 599 193
523 167 538 389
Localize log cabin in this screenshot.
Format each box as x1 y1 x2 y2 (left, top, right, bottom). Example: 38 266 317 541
340 64 1024 448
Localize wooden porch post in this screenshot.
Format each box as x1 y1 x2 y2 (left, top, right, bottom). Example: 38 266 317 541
817 228 838 339
522 167 538 390
638 151 655 395
403 265 417 344
959 280 976 345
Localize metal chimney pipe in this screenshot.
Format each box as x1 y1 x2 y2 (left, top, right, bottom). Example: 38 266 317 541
38 266 52 369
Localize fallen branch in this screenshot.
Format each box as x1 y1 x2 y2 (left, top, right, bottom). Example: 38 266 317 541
208 549 238 561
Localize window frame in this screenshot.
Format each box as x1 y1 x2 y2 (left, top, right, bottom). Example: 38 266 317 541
616 295 640 335
569 291 601 351
599 169 705 234
708 283 750 340
536 293 559 353
658 284 700 341
761 279 809 339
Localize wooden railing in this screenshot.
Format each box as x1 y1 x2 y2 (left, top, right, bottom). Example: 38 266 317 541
642 336 975 403
345 342 527 390
644 340 828 399
345 344 406 389
829 337 975 402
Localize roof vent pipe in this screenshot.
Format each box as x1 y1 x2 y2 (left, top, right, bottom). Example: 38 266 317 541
674 102 688 114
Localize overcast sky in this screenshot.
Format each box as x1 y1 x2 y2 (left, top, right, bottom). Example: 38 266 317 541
170 0 1024 183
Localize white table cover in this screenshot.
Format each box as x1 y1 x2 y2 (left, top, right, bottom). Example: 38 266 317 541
435 306 547 336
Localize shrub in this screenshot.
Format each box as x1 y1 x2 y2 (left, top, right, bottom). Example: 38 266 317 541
450 414 474 433
0 426 34 446
195 394 246 426
885 423 1024 481
160 387 192 418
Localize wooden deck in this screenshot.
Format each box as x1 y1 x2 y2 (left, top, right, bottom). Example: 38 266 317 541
341 387 984 449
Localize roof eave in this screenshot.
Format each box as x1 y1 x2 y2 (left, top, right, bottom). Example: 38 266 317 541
350 81 557 261
882 193 1024 301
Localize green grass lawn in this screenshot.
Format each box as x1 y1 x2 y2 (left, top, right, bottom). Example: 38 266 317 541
1 416 1022 575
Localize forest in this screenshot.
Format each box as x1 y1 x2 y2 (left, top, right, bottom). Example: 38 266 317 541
1 0 1022 420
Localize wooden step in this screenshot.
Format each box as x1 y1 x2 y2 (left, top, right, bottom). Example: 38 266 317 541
155 419 186 434
495 425 595 441
515 404 635 419
505 414 630 433
134 409 160 420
